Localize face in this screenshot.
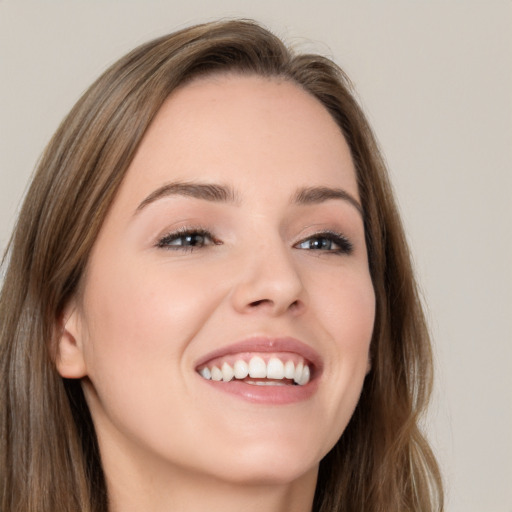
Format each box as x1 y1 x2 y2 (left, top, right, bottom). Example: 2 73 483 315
59 75 375 488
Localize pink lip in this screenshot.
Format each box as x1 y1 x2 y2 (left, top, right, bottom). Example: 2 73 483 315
200 379 319 404
195 336 323 405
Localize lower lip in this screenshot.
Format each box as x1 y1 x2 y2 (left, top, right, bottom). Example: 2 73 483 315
200 378 319 405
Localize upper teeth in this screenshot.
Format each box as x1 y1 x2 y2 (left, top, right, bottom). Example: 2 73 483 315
198 356 311 386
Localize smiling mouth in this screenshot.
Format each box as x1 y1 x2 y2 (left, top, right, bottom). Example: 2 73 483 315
197 354 311 386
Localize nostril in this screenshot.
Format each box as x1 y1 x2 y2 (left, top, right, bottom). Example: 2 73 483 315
248 298 302 313
249 299 273 308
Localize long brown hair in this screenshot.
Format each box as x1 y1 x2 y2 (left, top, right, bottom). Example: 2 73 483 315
0 19 443 512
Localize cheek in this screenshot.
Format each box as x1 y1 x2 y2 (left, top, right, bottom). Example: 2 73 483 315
332 276 374 379
79 251 232 388
312 265 375 350
78 256 228 446
308 267 375 437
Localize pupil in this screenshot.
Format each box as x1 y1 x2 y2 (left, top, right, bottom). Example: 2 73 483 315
313 238 329 249
187 234 203 246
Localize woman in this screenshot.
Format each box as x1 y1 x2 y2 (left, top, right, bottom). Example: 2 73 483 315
0 19 443 512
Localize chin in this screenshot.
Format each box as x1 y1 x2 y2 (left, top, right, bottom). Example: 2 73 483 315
197 439 322 486
213 462 318 487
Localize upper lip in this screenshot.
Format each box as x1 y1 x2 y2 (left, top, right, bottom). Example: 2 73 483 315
194 336 323 373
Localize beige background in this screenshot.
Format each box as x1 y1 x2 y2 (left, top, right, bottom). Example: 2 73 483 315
1 2 511 511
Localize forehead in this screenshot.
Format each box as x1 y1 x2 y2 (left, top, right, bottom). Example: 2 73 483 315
118 74 358 208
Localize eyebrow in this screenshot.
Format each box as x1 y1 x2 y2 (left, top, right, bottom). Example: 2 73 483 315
135 181 362 216
293 186 363 216
136 181 239 212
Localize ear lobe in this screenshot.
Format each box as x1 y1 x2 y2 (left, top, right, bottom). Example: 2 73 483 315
55 304 87 379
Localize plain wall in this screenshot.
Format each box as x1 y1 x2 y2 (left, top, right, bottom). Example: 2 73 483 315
1 2 511 511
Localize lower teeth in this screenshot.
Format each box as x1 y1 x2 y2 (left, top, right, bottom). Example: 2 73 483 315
245 380 288 386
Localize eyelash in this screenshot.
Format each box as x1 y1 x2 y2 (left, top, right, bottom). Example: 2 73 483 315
156 227 353 255
156 227 219 251
295 230 353 255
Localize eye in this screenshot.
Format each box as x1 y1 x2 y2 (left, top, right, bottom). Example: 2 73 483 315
156 228 218 251
295 231 353 255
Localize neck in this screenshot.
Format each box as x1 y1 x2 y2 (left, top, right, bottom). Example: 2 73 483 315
106 463 318 512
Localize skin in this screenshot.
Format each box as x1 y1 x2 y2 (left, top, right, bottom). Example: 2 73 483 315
57 75 376 512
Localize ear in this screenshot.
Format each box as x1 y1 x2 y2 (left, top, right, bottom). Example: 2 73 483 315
55 301 87 379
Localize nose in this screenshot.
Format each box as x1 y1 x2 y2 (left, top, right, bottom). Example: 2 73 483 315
230 240 307 317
